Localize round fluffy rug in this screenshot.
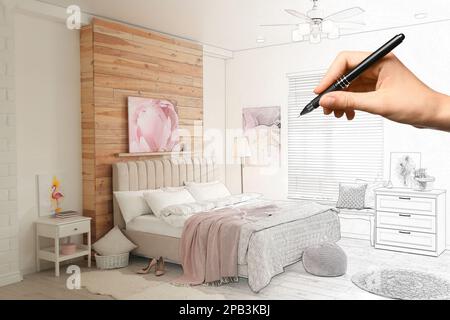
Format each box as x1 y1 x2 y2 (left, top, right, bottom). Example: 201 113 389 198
81 269 225 300
352 269 450 300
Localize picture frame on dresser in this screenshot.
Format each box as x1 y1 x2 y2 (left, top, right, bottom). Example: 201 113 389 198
374 187 446 257
389 152 421 188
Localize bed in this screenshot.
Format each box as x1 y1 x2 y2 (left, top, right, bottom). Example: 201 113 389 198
113 157 341 292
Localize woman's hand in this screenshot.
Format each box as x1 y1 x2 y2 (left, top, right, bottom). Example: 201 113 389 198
316 51 450 131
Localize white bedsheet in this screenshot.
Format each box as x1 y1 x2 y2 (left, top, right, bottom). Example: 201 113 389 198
126 215 183 238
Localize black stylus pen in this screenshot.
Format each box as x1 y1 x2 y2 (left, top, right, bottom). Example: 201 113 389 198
299 33 406 117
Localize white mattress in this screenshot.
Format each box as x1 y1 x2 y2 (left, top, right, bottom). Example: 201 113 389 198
126 215 183 238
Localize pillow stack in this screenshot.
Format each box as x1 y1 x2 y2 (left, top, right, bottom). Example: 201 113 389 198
113 181 233 223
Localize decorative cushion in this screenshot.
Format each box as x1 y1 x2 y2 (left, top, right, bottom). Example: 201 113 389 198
302 242 347 277
92 226 137 256
336 183 367 209
143 188 196 218
186 181 231 202
114 189 162 224
356 179 387 209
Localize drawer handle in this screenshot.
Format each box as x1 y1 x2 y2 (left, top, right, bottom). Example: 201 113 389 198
399 197 411 200
399 214 411 218
399 231 411 235
74 228 78 231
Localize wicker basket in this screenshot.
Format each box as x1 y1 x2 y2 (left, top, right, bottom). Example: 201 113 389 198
95 252 129 270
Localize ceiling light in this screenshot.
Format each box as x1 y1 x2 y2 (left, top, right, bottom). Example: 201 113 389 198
414 12 428 19
256 36 265 43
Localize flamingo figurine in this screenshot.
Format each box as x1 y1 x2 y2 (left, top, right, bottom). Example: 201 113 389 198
51 176 64 213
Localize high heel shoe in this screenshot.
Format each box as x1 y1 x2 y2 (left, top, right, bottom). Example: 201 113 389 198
155 257 165 277
137 258 157 274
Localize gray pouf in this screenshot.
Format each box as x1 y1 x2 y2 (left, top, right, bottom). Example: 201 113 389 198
302 242 347 277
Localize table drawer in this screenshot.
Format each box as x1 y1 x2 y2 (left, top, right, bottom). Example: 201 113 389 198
376 195 435 216
376 228 436 252
59 221 90 237
376 211 436 233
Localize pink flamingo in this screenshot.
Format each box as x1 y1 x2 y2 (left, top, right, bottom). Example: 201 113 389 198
51 185 64 212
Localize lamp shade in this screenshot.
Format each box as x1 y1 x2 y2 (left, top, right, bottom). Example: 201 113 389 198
234 136 252 158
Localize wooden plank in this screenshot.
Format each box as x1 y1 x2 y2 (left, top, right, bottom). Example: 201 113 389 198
92 18 202 51
93 45 203 78
95 73 202 98
93 24 202 57
113 88 203 109
94 32 203 67
94 54 203 88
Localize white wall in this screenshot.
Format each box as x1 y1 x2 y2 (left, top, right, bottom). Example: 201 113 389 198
15 12 82 275
0 1 21 287
226 21 450 244
203 55 227 185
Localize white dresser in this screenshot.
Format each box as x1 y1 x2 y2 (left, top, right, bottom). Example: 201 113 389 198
375 188 446 257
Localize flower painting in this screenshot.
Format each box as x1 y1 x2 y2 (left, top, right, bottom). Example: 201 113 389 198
128 97 179 153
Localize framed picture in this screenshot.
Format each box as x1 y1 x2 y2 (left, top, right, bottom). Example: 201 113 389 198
37 174 66 217
242 106 281 167
128 97 179 153
389 152 421 188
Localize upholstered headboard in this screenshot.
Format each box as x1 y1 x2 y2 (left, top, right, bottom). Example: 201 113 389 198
112 157 218 229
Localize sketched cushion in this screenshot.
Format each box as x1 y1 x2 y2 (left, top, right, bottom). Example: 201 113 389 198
93 226 137 256
336 183 367 209
302 242 347 277
356 179 387 209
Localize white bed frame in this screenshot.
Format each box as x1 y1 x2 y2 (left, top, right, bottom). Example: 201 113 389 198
112 157 218 263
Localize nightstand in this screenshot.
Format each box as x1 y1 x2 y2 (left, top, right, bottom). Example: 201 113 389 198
375 188 446 257
35 216 92 276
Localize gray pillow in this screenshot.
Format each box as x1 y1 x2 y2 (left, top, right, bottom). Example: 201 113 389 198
336 183 367 209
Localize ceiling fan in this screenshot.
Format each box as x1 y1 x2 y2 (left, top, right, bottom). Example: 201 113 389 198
261 0 365 44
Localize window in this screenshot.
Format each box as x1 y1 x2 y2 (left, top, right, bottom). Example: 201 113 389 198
287 71 384 201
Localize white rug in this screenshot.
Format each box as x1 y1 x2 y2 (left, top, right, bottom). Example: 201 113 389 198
81 269 225 300
352 268 450 300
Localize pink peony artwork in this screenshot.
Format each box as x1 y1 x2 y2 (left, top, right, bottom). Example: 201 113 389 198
128 97 179 153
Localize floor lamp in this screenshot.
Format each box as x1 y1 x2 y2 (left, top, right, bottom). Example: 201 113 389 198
234 136 251 193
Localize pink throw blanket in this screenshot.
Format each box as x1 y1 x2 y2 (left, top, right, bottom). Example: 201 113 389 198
175 205 277 286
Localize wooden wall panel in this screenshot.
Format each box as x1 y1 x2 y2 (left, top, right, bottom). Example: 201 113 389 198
80 18 204 240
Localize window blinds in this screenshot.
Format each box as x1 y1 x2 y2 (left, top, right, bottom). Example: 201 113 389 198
287 71 384 201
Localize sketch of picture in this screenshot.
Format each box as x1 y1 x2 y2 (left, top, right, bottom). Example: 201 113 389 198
128 97 179 153
242 106 281 167
389 152 421 188
37 174 65 216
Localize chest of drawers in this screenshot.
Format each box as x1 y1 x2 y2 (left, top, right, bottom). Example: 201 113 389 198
375 188 446 257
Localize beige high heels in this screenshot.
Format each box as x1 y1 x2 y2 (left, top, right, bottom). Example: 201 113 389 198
155 257 165 277
137 257 165 276
137 258 157 274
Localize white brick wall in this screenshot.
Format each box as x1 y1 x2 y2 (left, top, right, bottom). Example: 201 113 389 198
0 0 21 287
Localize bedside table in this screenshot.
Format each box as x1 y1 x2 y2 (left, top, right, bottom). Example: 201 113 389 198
35 216 92 276
375 188 446 257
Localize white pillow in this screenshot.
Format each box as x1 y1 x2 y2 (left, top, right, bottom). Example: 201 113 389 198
356 179 387 209
143 189 196 218
114 189 162 224
92 226 137 256
186 181 231 202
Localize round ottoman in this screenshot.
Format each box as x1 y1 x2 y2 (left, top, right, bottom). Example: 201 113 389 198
302 242 347 277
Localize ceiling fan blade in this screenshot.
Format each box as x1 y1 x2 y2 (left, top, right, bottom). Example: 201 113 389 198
325 7 365 22
285 9 312 23
260 23 298 27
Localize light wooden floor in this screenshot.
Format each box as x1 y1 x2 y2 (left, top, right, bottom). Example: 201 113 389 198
2 238 450 300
